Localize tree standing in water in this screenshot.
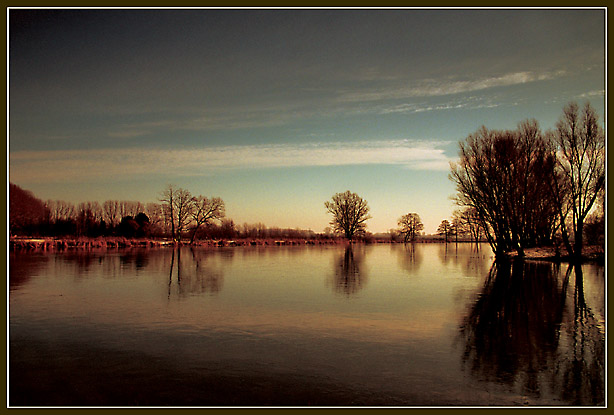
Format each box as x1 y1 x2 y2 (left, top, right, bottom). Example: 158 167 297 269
325 190 371 240
398 213 423 243
437 219 452 243
549 101 605 261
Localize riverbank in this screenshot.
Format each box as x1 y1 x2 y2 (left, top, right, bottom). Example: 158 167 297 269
507 245 605 263
8 236 360 250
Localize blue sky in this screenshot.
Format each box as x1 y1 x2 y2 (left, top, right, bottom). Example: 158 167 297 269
8 8 605 234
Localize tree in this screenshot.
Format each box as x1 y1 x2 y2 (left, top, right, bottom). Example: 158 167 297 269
324 191 371 240
173 188 194 242
103 200 120 228
160 185 177 240
190 196 225 243
76 201 104 237
451 210 468 243
9 183 47 235
437 220 452 243
398 213 423 243
549 101 605 260
450 121 559 257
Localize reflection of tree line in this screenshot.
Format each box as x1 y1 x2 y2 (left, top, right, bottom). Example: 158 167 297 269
396 242 490 278
459 260 604 405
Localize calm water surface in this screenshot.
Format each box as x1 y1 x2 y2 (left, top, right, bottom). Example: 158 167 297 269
9 243 605 406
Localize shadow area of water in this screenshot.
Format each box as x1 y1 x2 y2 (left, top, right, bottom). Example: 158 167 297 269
459 260 605 406
10 335 420 407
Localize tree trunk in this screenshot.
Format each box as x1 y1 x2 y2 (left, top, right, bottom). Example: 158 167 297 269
573 221 584 262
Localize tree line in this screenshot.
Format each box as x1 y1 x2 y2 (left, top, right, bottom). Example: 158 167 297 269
9 183 322 242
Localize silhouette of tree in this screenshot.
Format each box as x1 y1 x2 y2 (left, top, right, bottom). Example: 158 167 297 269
175 189 194 242
190 196 225 243
324 191 371 240
437 219 452 243
9 183 47 235
159 185 177 240
450 120 558 257
397 213 423 243
548 101 605 260
118 216 139 238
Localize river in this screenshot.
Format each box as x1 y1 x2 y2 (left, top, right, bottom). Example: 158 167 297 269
9 243 605 406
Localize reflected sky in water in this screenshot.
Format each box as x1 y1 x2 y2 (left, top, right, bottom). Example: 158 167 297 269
9 243 604 406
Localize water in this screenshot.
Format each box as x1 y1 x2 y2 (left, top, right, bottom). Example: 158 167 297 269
9 243 605 406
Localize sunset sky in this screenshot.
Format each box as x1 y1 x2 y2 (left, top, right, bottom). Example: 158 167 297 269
8 8 605 234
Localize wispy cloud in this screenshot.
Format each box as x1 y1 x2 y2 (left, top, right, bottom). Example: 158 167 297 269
578 89 605 98
97 70 566 138
337 70 566 103
10 140 453 183
379 97 503 115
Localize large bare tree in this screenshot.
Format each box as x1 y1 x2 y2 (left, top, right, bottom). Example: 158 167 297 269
324 190 371 240
190 196 225 243
549 101 605 260
450 121 558 257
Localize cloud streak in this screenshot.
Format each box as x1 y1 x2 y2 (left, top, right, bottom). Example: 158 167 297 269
337 70 566 103
10 140 453 183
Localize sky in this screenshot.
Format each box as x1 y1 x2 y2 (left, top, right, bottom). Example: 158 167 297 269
8 8 606 234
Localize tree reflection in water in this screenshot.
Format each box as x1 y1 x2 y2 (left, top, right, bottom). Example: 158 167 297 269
167 247 225 299
459 260 604 405
397 243 423 275
330 245 367 296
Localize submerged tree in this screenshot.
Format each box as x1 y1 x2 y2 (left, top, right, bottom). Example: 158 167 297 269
324 190 371 240
398 212 423 243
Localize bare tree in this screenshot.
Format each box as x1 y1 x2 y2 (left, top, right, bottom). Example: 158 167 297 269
398 213 423 243
103 200 120 227
549 101 605 260
190 196 225 243
324 190 371 240
173 188 194 242
45 200 75 223
159 185 177 240
145 203 164 226
437 219 452 243
450 121 558 257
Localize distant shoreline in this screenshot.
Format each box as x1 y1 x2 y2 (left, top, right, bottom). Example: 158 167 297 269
8 236 604 263
9 236 476 250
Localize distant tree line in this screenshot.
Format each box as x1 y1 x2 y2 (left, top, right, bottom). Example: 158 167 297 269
9 183 325 242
